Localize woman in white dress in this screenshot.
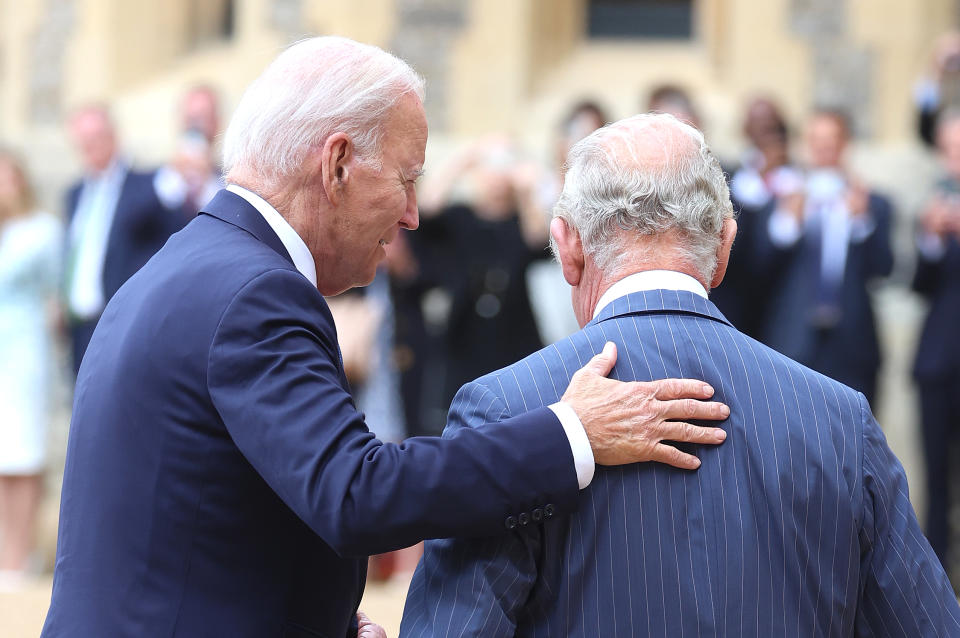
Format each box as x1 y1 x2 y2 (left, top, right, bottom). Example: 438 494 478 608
0 150 61 581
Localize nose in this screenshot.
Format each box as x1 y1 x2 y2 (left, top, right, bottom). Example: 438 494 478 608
400 184 420 230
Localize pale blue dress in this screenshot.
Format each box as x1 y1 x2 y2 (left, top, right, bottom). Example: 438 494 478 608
0 212 62 474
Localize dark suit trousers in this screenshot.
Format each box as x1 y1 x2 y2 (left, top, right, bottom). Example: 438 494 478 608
919 375 960 572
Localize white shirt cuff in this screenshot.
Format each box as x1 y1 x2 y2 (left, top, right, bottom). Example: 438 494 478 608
768 208 802 247
548 401 595 489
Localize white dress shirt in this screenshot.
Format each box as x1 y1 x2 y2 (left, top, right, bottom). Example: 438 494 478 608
67 159 128 319
593 269 708 321
226 184 595 490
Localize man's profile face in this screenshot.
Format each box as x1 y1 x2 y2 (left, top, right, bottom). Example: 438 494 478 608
325 93 427 292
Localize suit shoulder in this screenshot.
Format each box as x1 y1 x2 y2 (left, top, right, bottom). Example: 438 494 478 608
747 333 865 408
465 330 600 416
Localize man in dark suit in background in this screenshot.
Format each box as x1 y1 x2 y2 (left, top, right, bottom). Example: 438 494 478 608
401 113 959 637
913 108 960 581
759 108 893 404
63 105 184 372
41 37 731 638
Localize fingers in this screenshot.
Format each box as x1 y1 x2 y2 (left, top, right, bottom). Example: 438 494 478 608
580 341 617 377
659 397 730 422
646 378 715 401
650 443 702 470
658 420 727 445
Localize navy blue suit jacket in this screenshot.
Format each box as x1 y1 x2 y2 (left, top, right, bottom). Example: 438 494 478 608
913 235 960 382
41 190 580 638
64 167 185 368
401 288 959 637
760 193 894 399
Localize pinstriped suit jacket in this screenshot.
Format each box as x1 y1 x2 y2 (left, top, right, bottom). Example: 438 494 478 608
400 288 960 637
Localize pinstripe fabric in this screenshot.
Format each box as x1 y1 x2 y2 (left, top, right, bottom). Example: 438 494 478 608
400 289 960 637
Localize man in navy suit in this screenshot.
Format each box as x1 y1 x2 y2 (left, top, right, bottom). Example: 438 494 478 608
758 109 894 404
63 105 185 372
913 109 960 580
41 38 731 638
401 113 960 636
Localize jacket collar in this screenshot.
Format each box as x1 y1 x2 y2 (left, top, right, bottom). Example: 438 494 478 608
586 288 732 329
199 189 293 266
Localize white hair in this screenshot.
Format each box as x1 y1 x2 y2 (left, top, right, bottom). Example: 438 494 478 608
222 36 425 184
552 112 734 281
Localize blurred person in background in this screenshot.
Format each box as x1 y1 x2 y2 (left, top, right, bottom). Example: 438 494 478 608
759 108 893 404
154 86 225 219
63 105 185 374
179 84 221 146
416 137 550 407
912 108 960 581
717 96 803 337
647 83 701 129
915 31 960 147
0 150 61 587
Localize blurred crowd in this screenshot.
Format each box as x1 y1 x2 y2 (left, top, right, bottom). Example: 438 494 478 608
4 31 960 592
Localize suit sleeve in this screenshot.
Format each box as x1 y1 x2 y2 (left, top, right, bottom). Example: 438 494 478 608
855 194 894 280
854 394 960 636
400 382 544 638
206 268 579 556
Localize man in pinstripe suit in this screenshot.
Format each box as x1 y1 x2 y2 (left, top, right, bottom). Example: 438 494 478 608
400 113 960 636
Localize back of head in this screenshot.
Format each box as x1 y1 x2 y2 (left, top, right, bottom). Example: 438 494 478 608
553 112 733 281
222 36 424 187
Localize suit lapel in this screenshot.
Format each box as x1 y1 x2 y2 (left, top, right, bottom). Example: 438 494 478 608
587 288 733 329
199 189 294 266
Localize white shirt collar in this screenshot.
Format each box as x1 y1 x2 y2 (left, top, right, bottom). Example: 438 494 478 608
226 184 318 288
593 270 708 319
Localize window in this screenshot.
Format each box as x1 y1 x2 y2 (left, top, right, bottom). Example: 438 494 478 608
588 0 693 39
185 0 235 52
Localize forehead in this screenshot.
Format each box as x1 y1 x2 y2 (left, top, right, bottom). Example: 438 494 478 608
382 94 427 163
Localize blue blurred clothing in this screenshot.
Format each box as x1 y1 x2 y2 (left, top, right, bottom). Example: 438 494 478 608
0 212 61 473
402 283 959 637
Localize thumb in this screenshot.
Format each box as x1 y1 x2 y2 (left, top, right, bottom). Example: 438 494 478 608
583 341 617 377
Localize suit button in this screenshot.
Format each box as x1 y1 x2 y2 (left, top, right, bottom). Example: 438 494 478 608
532 508 543 522
518 512 530 526
505 515 518 530
544 504 555 519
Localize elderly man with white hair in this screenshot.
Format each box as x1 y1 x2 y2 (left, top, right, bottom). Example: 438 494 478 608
400 113 960 637
40 38 733 638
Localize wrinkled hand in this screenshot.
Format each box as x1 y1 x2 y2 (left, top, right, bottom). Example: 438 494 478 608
562 342 730 469
357 611 387 638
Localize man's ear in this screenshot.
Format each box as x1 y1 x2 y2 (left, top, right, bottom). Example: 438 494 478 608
710 217 738 289
550 217 585 287
319 132 352 206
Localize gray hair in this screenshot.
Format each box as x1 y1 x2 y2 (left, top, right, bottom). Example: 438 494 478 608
222 36 424 184
552 112 734 282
